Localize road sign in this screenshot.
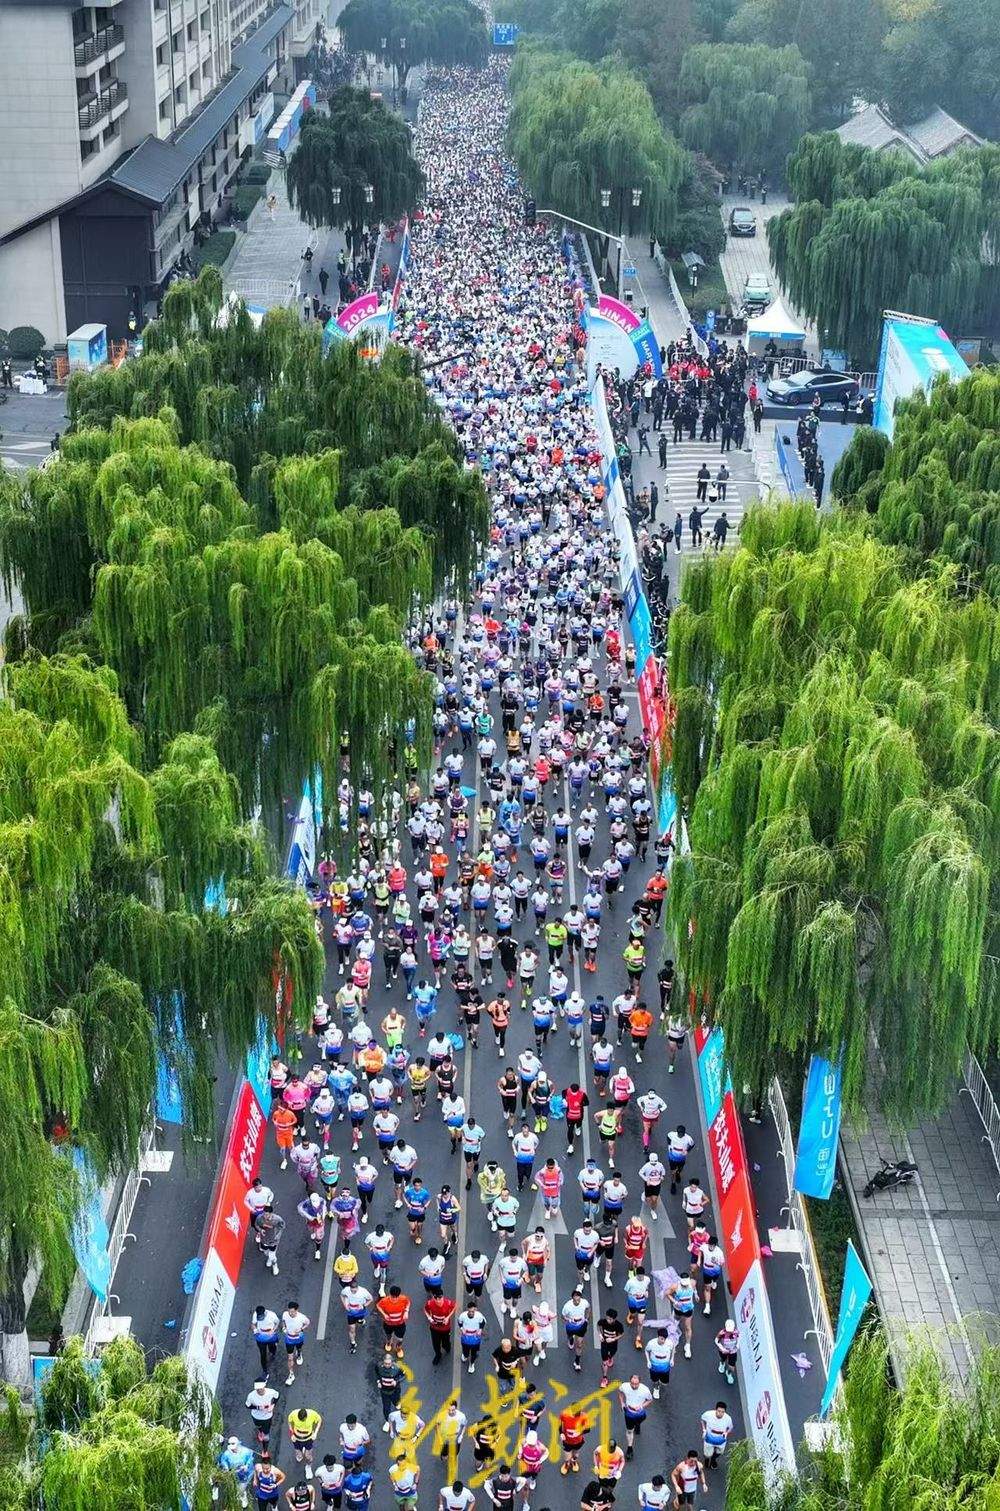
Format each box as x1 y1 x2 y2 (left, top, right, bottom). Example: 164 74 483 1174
623 264 637 279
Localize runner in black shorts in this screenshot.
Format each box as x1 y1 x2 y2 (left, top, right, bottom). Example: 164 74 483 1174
598 1307 625 1388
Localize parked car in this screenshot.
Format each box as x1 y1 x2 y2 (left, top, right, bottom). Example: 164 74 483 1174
742 274 772 313
766 367 861 407
729 206 757 237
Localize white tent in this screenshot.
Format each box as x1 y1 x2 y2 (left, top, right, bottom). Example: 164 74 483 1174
743 298 806 352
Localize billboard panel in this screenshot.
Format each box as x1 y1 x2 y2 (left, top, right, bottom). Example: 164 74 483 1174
874 315 969 439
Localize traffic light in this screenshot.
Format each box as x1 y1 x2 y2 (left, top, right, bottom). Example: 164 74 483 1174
524 197 536 227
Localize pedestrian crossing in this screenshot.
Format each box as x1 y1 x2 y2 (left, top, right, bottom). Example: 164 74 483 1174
637 435 758 561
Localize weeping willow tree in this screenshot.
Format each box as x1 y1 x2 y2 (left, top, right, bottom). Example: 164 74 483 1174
834 367 1000 600
0 1336 223 1510
0 652 321 1375
286 89 424 253
767 135 1000 365
726 1329 1000 1511
58 270 487 589
507 44 688 243
0 416 435 812
667 498 1000 1118
676 42 811 173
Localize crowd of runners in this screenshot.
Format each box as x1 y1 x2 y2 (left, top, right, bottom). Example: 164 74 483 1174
217 58 740 1511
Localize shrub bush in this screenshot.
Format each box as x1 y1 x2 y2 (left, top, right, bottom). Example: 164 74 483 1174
231 185 264 221
7 325 45 360
244 162 272 185
192 231 237 270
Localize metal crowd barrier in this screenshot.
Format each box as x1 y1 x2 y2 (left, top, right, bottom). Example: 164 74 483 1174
961 1048 1000 1201
768 1078 837 1383
82 1120 158 1353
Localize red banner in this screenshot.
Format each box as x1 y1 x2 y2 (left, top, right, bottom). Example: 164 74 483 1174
707 1090 760 1293
225 1078 268 1186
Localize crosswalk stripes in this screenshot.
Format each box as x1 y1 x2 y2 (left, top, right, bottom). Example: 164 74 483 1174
651 439 753 552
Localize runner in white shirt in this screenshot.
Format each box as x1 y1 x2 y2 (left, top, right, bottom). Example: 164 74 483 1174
619 1375 654 1458
681 1177 710 1230
440 1482 476 1511
700 1402 734 1468
562 1288 590 1371
637 1476 671 1510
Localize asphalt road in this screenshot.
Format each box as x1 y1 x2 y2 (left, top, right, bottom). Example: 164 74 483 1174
216 678 745 1508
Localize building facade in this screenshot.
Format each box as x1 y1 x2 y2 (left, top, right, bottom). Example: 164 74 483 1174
0 0 294 342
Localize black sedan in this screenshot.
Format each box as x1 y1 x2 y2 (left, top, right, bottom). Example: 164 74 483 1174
766 368 860 407
728 206 757 236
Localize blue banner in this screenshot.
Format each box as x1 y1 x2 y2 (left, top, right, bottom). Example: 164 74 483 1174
629 591 653 671
632 318 662 377
794 1054 843 1200
821 1240 872 1415
696 1025 730 1125
492 21 519 44
246 1020 276 1118
657 770 677 840
70 1150 111 1305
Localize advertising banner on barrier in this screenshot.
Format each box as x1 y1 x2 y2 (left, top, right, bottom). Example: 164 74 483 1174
185 1244 236 1393
70 1150 111 1305
794 1054 842 1200
736 1259 798 1486
820 1240 872 1415
628 592 653 671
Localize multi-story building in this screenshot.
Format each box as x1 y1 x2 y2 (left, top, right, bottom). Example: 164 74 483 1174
0 0 294 342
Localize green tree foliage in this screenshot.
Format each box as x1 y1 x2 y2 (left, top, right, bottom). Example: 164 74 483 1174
59 270 487 589
612 0 696 118
726 1330 1000 1510
835 368 1000 598
724 0 889 123
507 45 688 242
0 415 432 814
338 0 488 95
768 133 1000 365
879 0 1000 140
0 651 321 1293
0 1337 222 1510
677 43 811 173
666 499 999 1119
286 88 423 250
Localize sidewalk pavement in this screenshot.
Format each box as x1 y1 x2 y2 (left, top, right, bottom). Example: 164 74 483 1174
841 1057 1000 1387
717 193 819 356
224 169 348 315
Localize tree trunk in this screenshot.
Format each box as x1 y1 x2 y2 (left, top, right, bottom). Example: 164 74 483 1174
0 1248 32 1392
398 62 410 105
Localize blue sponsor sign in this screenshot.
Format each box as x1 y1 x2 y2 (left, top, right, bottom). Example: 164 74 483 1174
821 1240 872 1415
492 21 519 44
246 1019 275 1118
70 1150 111 1305
623 568 641 621
657 771 677 839
696 1025 730 1125
794 1054 843 1200
631 319 662 377
629 591 653 671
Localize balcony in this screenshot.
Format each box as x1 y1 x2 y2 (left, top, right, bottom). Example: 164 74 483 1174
74 24 125 72
78 79 129 132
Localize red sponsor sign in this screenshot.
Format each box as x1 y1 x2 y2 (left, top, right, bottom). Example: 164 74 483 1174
706 1089 760 1292
204 1079 269 1285
226 1078 268 1185
208 1154 251 1285
721 1165 760 1294
707 1090 743 1201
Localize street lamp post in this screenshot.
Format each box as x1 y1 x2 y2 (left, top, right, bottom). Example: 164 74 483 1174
600 185 642 299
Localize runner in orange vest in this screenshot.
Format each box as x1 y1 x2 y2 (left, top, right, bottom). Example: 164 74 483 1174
272 1103 298 1169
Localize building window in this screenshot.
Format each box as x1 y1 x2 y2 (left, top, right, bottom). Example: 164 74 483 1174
81 137 98 161
159 96 171 120
200 8 209 27
174 83 185 103
156 42 166 65
187 20 195 39
172 30 182 51
188 69 198 91
102 119 121 148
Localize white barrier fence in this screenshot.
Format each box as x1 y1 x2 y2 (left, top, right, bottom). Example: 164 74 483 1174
82 1120 160 1353
768 1078 836 1384
962 1048 1000 1201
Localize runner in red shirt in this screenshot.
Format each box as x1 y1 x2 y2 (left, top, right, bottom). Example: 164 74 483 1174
424 1293 456 1364
623 1216 649 1273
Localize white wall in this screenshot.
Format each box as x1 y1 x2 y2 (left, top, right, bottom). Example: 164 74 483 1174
0 7 82 239
0 221 68 346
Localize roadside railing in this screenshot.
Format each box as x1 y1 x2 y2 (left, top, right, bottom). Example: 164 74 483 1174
961 1047 1000 1201
82 1120 158 1353
768 1077 837 1384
